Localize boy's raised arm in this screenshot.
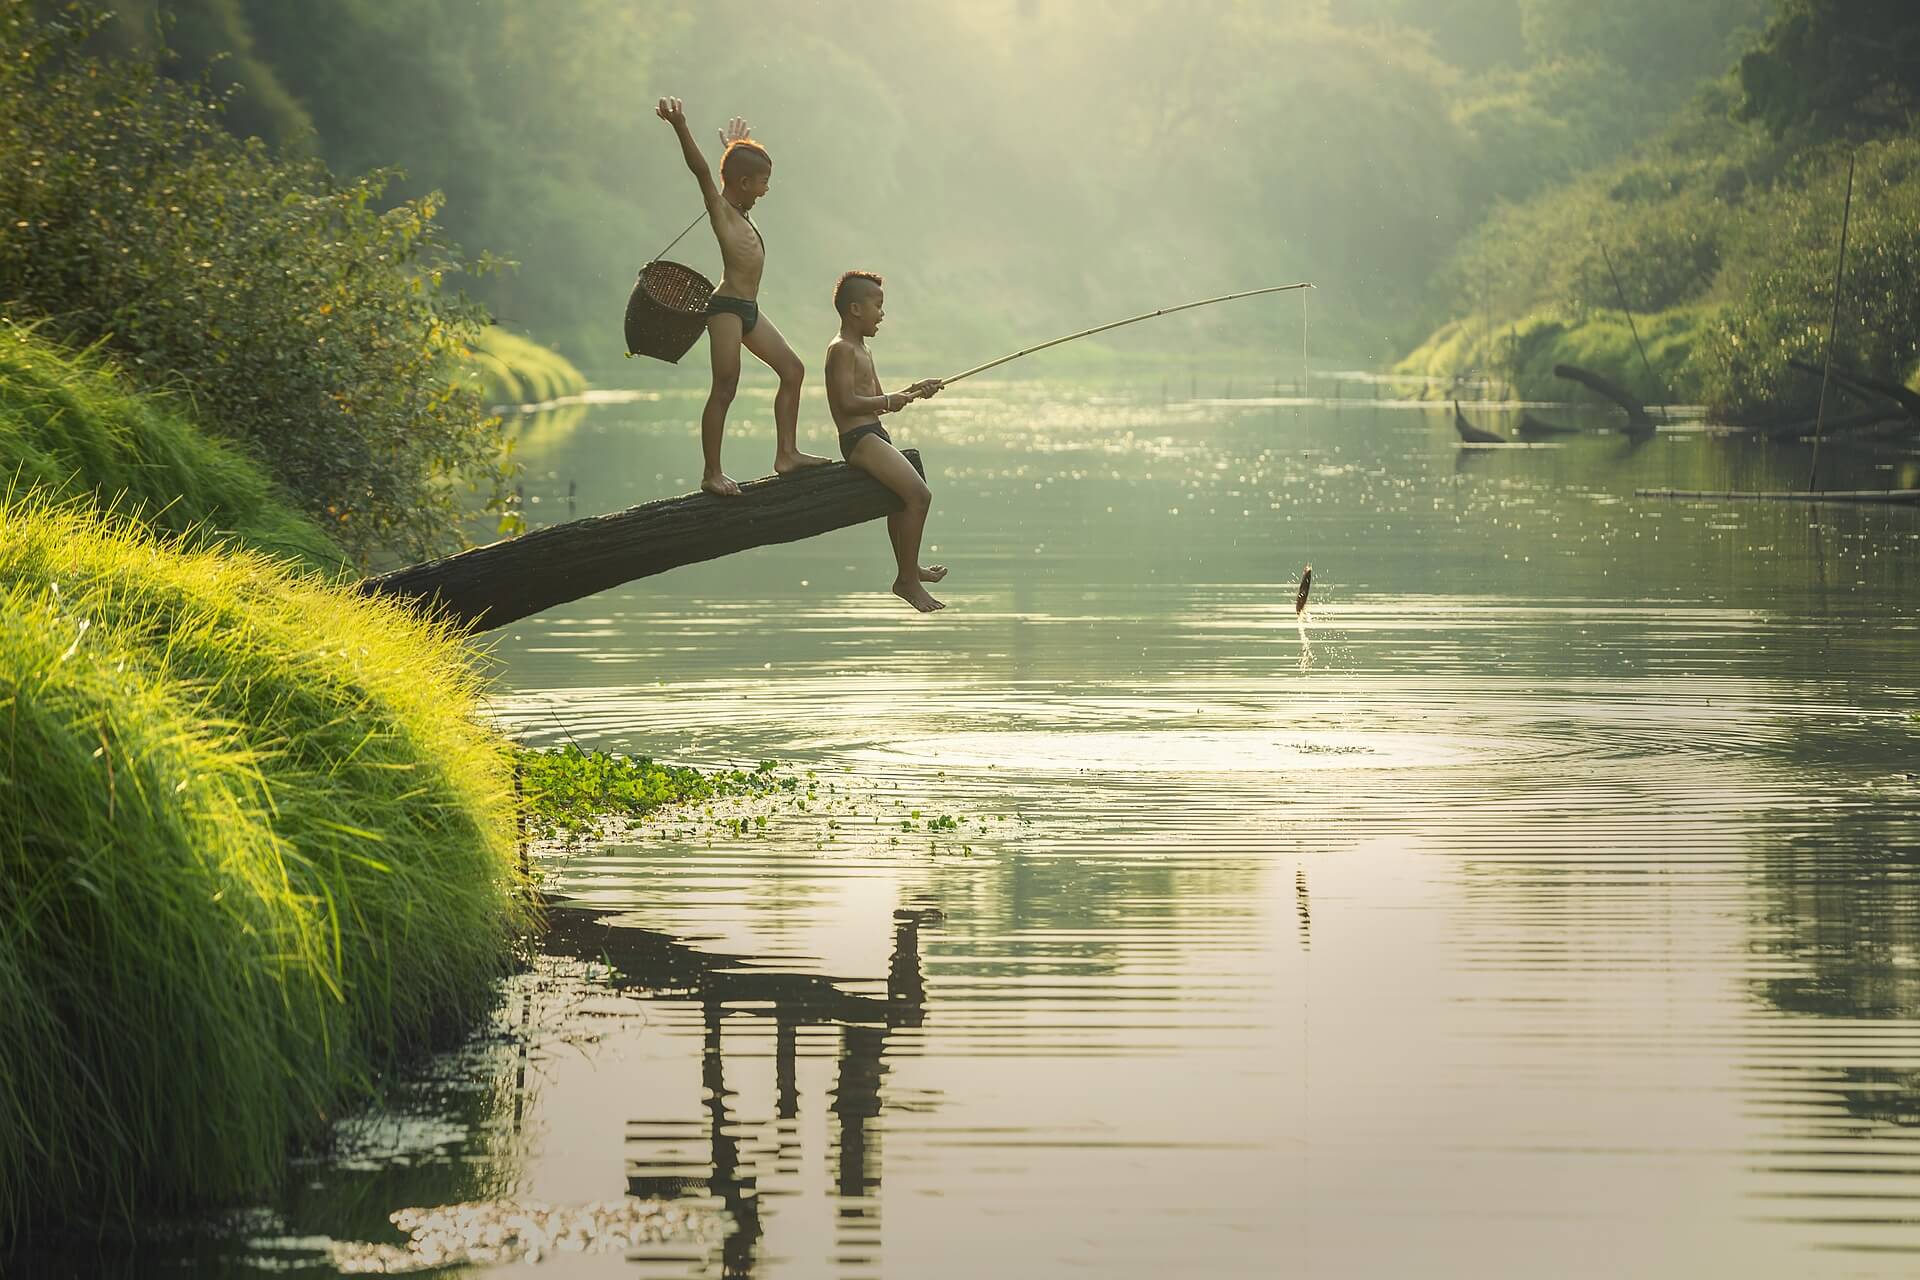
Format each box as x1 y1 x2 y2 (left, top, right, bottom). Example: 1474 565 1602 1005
655 96 719 209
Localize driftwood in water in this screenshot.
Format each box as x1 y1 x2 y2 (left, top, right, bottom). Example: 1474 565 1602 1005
1552 364 1655 433
1452 400 1504 443
1786 357 1920 424
1636 487 1920 505
358 451 927 631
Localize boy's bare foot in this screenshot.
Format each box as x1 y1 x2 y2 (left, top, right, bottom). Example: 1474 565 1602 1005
701 470 741 497
919 565 947 583
892 578 945 612
774 449 831 474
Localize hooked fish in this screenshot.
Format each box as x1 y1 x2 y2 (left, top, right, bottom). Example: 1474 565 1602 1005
1295 565 1313 615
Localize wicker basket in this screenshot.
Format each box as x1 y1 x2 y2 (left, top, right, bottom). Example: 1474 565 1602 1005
624 259 715 363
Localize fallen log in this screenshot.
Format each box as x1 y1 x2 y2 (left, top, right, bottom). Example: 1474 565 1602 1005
358 451 926 631
1786 357 1920 422
1551 364 1656 433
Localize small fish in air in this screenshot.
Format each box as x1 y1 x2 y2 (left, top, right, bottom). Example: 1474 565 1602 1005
1294 565 1313 616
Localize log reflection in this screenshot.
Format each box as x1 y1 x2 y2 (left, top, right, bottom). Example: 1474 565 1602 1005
543 905 935 1276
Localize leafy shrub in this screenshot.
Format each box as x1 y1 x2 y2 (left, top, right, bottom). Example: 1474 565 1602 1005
0 6 510 561
1699 139 1920 418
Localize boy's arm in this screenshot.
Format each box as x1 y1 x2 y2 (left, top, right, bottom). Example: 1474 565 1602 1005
826 345 910 418
655 96 721 210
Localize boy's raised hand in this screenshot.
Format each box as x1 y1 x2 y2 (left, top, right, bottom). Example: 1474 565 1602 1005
716 116 752 149
655 96 686 126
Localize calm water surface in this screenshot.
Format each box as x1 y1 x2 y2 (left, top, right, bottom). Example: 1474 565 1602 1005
115 384 1920 1274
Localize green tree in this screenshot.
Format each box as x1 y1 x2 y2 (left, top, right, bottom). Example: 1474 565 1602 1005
0 6 508 559
1738 0 1920 138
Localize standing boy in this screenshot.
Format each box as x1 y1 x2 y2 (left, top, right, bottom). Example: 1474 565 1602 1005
655 96 827 496
824 270 948 612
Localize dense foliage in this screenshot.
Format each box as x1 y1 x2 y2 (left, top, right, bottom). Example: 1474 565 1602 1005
0 5 509 560
1403 0 1920 418
1738 0 1920 138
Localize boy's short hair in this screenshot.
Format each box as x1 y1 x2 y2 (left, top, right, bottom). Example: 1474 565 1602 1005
720 138 772 183
834 270 884 316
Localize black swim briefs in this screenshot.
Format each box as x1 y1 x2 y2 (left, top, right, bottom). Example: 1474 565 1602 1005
705 294 759 333
838 422 890 461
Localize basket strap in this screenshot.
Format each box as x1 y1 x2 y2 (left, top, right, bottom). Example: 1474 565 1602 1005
650 211 706 265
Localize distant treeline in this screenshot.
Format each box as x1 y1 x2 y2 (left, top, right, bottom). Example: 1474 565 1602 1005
1401 0 1920 419
92 0 1773 367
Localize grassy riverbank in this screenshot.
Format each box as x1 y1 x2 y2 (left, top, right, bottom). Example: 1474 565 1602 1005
0 323 345 570
463 327 589 409
0 328 536 1236
0 497 532 1235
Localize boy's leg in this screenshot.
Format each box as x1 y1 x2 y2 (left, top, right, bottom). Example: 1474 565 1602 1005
848 435 945 612
741 315 829 473
703 314 744 496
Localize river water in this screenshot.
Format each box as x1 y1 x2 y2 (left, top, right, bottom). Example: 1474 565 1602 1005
111 384 1920 1274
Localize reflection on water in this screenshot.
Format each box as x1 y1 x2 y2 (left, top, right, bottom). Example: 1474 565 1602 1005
22 385 1919 1276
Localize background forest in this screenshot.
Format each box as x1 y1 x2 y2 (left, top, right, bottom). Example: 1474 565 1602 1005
89 0 1789 371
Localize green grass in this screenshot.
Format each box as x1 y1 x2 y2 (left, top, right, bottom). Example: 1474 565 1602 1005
1395 306 1719 404
459 327 588 408
0 495 533 1238
0 320 346 573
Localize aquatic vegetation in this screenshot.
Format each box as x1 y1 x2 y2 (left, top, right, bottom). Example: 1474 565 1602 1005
0 497 531 1238
516 744 794 842
329 1196 726 1273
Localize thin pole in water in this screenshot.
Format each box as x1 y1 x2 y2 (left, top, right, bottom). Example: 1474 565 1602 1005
1599 240 1663 422
1809 152 1857 494
939 283 1315 387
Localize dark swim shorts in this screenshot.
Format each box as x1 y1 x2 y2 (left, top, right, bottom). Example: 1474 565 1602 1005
705 294 759 333
838 422 890 461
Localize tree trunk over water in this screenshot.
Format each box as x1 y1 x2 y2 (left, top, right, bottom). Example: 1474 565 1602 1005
358 451 925 631
1552 363 1655 431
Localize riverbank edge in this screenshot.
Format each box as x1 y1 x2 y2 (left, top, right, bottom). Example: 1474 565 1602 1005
0 330 542 1240
464 327 589 410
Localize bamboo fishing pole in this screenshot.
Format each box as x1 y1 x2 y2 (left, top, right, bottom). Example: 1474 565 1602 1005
933 283 1316 388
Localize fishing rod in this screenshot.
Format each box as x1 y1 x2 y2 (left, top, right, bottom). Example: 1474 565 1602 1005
934 283 1316 388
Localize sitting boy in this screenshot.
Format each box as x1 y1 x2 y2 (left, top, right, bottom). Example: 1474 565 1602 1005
655 95 828 495
823 270 947 612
